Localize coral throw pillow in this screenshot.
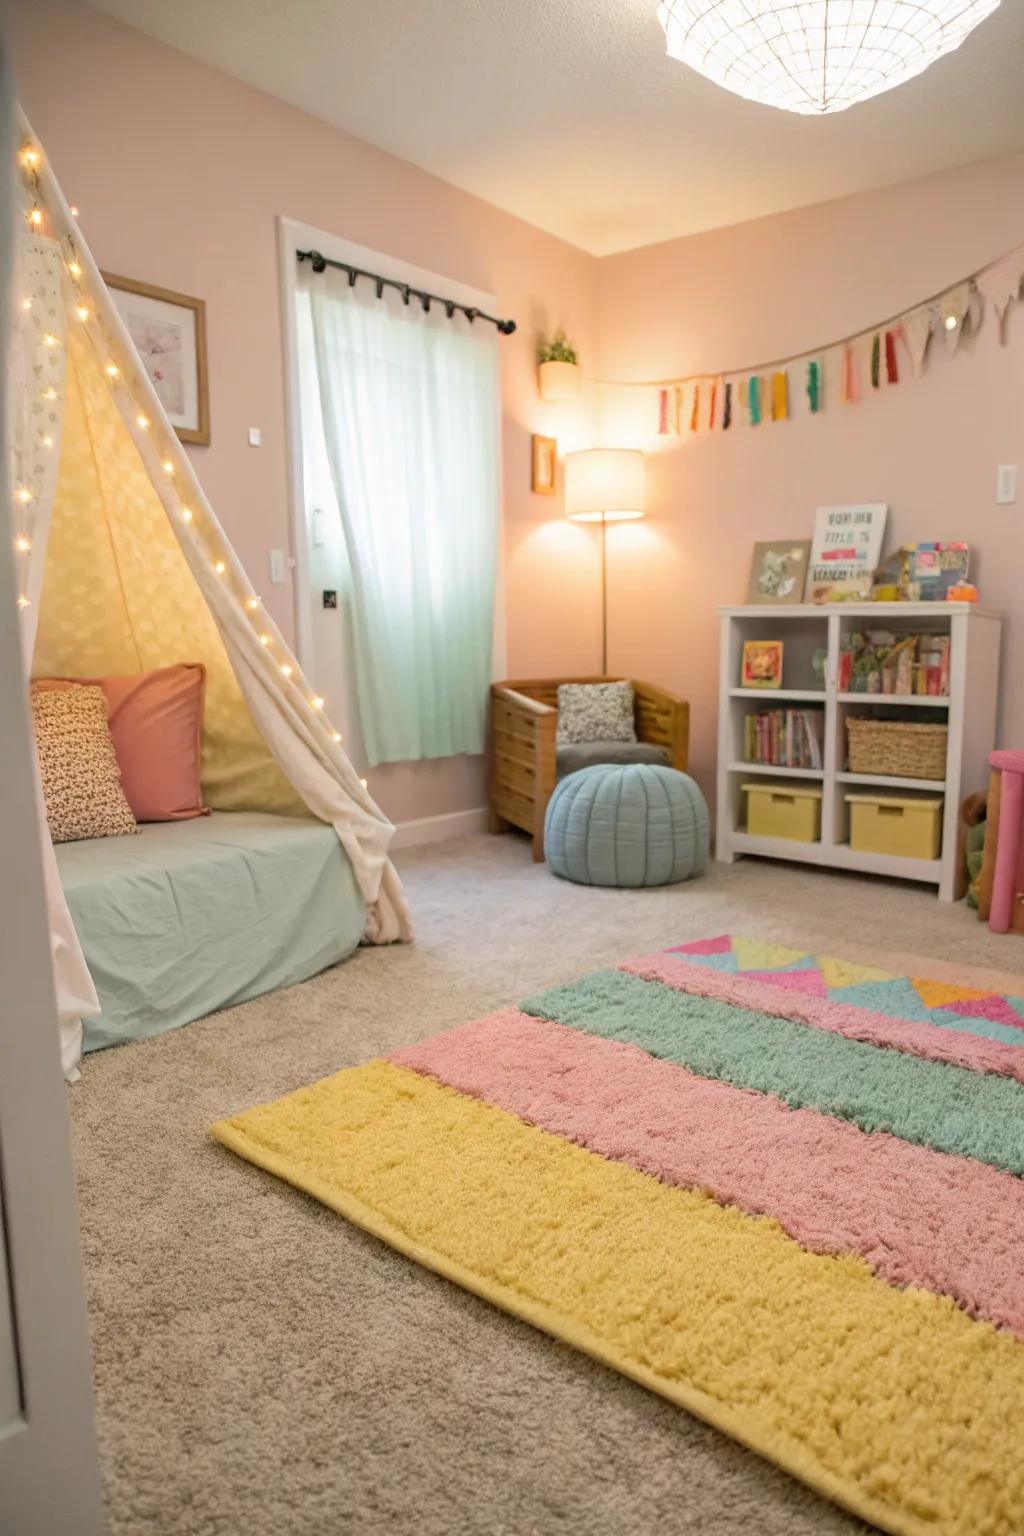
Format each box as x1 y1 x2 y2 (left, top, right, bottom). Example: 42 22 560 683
31 685 138 844
37 664 208 822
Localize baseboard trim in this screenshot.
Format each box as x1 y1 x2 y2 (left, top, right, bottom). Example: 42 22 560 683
389 807 489 851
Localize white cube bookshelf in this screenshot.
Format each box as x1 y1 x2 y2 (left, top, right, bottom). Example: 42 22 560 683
716 603 1002 900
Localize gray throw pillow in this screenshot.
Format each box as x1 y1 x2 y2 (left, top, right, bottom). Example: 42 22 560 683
556 682 636 746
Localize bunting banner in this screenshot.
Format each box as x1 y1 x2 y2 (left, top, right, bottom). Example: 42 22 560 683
652 239 1024 438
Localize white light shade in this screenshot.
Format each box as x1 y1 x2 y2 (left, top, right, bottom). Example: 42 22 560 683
656 1 1001 115
564 449 646 523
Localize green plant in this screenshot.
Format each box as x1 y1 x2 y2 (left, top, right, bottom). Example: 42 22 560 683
538 329 578 366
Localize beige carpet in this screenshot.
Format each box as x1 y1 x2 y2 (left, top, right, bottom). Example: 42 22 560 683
71 835 1024 1536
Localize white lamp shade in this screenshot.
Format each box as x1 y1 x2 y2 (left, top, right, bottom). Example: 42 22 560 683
656 1 1001 116
564 448 646 523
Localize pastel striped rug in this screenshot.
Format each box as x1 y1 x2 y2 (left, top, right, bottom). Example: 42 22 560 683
213 937 1024 1536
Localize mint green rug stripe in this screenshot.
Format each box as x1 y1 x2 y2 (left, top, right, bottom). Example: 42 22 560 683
519 969 1024 1176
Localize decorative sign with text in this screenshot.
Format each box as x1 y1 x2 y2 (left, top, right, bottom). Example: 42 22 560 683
806 505 888 602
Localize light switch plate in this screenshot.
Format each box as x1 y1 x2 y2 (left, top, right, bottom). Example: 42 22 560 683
248 426 262 447
997 464 1017 504
269 548 286 584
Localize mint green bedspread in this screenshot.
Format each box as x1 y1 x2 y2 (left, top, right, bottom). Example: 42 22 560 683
55 812 366 1052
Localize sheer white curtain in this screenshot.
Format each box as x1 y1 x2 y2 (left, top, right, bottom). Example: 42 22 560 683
299 262 500 767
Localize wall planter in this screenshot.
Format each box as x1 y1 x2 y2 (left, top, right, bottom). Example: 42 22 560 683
538 359 582 401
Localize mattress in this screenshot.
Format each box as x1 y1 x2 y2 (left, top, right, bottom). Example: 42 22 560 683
55 812 366 1052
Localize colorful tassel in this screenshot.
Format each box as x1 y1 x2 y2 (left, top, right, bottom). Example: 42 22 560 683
885 329 899 385
748 377 762 426
723 381 733 430
658 388 669 434
806 359 821 414
871 332 881 389
772 371 788 421
843 346 861 403
709 379 718 431
690 383 701 432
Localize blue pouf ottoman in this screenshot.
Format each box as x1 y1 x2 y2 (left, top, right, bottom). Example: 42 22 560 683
544 762 709 887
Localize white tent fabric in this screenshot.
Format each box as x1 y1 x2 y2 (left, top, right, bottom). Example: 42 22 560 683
12 116 412 1078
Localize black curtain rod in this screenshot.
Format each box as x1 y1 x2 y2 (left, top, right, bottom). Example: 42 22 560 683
297 250 516 335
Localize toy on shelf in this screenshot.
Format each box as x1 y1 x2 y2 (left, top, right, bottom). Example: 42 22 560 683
838 630 950 697
870 542 974 603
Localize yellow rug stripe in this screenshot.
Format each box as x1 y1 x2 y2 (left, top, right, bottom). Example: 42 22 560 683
213 1061 1024 1536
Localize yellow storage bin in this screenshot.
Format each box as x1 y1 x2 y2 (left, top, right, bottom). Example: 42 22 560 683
845 793 943 860
743 783 822 843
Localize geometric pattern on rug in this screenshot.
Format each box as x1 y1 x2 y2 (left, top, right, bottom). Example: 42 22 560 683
213 936 1024 1536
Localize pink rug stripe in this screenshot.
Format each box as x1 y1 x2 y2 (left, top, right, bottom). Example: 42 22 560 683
389 1009 1024 1337
622 954 1024 1087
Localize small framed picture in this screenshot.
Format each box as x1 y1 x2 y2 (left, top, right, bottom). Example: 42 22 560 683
531 434 557 495
104 272 210 445
747 540 811 604
742 640 785 689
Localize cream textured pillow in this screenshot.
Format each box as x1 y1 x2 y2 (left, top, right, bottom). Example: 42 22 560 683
556 682 637 746
31 684 139 844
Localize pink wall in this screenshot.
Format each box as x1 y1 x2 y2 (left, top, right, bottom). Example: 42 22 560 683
10 0 1024 826
597 158 1024 795
7 0 600 823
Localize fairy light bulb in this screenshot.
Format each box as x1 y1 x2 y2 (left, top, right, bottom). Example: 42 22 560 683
105 363 119 379
360 777 368 789
28 208 42 228
136 414 149 429
14 535 31 553
75 305 90 322
944 314 958 331
20 147 39 169
162 460 174 476
332 731 342 743
70 205 79 218
42 333 58 348
42 435 54 449
14 487 32 505
16 594 30 610
68 260 82 278
245 597 259 611
259 634 270 646
280 663 293 678
214 560 226 575
20 298 31 311
43 387 58 400
180 507 194 523
311 696 324 710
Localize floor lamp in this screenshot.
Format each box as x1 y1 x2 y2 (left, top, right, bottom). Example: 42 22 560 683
563 448 646 675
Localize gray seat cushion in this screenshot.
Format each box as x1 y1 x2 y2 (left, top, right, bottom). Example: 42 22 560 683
556 740 671 780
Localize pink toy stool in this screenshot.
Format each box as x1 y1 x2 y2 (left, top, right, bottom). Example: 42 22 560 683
982 750 1024 935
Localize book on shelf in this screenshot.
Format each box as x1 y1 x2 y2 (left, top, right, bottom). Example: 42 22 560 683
743 709 824 769
837 631 950 697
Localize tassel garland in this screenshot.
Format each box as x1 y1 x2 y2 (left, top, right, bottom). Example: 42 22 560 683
806 359 821 413
885 329 899 385
771 370 788 421
690 383 700 432
748 377 761 425
723 380 732 430
870 333 881 389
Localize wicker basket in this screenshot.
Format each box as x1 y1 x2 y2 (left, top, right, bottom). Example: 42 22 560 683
846 717 948 780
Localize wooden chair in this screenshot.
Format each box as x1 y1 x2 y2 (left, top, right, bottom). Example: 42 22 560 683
489 676 690 861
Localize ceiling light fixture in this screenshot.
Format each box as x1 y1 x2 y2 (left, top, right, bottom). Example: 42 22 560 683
656 1 1001 115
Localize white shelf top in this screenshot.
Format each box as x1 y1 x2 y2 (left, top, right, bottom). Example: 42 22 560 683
728 762 824 780
837 692 949 708
719 601 1001 620
837 771 946 792
729 688 825 702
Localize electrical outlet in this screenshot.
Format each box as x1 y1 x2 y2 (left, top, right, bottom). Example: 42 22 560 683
996 464 1017 505
269 548 286 584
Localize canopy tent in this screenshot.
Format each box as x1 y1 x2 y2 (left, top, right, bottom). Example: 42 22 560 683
11 117 412 1079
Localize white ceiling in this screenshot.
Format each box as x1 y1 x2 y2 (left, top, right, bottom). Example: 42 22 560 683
87 0 1024 255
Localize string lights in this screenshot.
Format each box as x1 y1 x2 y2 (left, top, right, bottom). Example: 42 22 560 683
14 139 347 761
